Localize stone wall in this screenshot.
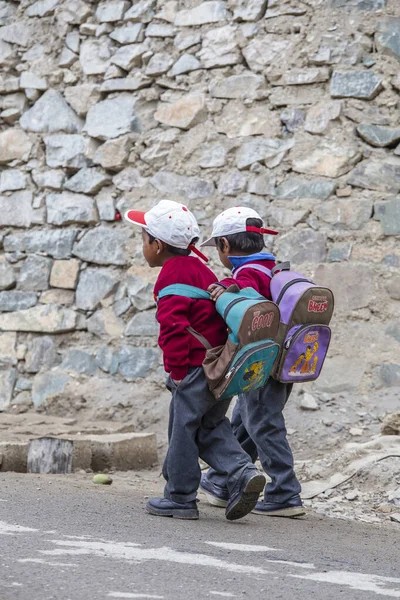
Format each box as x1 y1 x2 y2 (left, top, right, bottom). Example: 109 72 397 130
0 0 399 415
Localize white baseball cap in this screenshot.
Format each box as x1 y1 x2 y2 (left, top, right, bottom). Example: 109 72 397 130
201 206 279 247
125 199 208 261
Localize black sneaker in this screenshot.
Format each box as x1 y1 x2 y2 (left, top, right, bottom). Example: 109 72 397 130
146 497 199 520
225 472 266 521
253 495 306 517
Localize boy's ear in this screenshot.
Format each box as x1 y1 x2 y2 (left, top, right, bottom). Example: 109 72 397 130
155 239 165 255
220 237 230 253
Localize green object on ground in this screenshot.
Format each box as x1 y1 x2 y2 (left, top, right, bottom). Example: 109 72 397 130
92 474 113 485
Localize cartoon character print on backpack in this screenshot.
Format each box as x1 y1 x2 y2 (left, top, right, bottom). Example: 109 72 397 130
242 360 265 391
289 341 319 377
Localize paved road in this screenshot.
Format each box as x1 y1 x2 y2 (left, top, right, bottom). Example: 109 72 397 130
0 473 399 600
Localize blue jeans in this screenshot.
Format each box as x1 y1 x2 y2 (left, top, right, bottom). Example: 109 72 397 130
163 368 259 503
207 378 301 503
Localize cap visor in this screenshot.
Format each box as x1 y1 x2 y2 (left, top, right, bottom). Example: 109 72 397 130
200 236 216 247
124 210 147 227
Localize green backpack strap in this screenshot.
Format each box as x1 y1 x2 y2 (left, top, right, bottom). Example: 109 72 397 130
157 284 210 301
157 284 212 350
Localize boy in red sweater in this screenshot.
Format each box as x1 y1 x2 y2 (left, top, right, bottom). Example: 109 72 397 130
200 206 305 518
125 200 265 520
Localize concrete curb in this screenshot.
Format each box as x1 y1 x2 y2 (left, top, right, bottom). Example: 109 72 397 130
0 442 29 472
0 433 158 473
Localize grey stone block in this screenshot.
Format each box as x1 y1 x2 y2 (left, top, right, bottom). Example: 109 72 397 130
150 170 215 200
84 95 139 140
20 89 83 134
0 305 77 333
0 258 15 291
274 229 327 264
0 368 17 411
44 134 96 170
3 230 79 259
73 227 131 266
61 349 97 376
378 364 400 388
46 192 98 225
330 71 383 100
95 346 120 375
374 196 400 235
0 291 38 312
376 18 400 60
31 370 71 408
118 346 159 381
348 161 400 193
76 268 120 311
18 255 52 292
0 191 33 228
274 178 336 200
125 309 158 336
25 336 57 374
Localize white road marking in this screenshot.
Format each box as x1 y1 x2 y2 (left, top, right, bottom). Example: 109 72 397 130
206 542 282 552
205 542 314 569
2 521 400 598
291 571 400 598
108 594 164 599
63 535 106 540
209 592 236 597
0 521 38 535
41 538 400 598
42 540 272 575
18 558 78 568
265 559 315 570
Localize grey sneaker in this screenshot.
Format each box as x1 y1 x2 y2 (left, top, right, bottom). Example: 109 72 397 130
253 495 306 517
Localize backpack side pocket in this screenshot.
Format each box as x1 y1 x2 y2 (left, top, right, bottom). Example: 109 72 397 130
275 324 331 383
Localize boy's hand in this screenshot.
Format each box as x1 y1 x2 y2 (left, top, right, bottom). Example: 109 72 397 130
173 379 182 386
208 283 225 302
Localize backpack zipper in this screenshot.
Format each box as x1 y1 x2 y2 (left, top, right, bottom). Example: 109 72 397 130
223 297 247 321
225 340 277 379
284 325 310 349
276 279 311 305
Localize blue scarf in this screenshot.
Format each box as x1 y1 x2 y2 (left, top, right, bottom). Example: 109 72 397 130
229 252 276 273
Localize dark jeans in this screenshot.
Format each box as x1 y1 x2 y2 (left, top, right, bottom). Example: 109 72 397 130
163 367 258 503
207 378 301 504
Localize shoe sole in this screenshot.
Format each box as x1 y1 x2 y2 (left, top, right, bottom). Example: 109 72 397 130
199 486 228 508
252 506 306 518
225 473 266 521
145 505 199 520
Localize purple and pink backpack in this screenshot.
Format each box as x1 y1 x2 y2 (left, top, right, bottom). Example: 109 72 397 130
233 262 334 383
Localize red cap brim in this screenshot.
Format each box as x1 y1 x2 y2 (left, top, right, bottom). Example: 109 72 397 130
246 226 279 236
124 210 147 226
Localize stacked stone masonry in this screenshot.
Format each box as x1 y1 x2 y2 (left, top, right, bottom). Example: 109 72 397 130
0 0 399 414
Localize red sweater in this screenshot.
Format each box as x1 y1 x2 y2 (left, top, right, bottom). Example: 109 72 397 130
154 256 227 380
220 259 276 299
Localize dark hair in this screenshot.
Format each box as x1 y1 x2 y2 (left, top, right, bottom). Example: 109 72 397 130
216 218 265 254
146 231 199 256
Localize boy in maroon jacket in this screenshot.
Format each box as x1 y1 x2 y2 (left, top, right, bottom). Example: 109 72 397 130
125 200 265 521
200 206 305 518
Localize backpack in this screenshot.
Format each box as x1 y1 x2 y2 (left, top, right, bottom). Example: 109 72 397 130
233 262 334 383
157 284 280 400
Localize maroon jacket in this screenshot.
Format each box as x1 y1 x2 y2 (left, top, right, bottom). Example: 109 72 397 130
154 256 227 380
220 259 276 299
